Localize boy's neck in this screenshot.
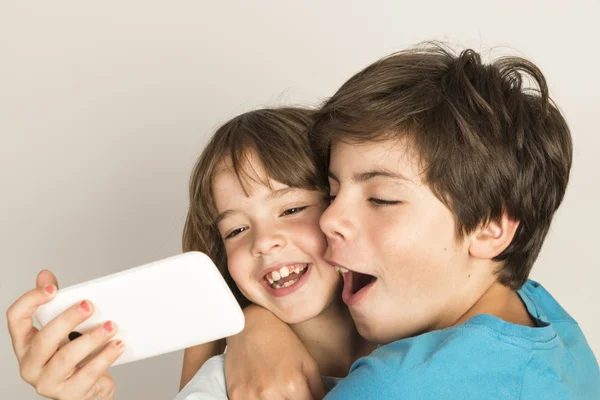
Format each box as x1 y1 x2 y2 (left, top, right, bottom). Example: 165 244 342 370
289 289 376 378
454 280 536 328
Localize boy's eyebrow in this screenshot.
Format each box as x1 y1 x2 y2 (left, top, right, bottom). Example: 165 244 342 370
328 169 412 183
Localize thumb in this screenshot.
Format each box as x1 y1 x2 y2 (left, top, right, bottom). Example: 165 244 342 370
36 269 59 290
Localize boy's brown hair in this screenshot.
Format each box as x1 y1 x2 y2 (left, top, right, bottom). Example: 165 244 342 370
309 43 572 290
183 107 323 306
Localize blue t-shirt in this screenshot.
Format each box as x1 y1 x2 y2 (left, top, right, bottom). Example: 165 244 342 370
326 280 600 399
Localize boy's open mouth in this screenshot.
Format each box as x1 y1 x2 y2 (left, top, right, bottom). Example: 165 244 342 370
336 266 377 305
264 263 309 289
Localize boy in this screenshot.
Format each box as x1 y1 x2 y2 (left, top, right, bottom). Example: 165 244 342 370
223 43 600 399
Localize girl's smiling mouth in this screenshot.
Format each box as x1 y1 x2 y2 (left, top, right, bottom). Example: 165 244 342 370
262 263 313 297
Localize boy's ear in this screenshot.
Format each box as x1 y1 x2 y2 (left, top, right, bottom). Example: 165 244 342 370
469 212 520 260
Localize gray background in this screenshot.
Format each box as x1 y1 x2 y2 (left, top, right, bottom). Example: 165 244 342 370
2 1 598 399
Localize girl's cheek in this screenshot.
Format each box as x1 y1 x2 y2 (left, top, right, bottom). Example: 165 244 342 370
293 220 328 255
226 247 244 278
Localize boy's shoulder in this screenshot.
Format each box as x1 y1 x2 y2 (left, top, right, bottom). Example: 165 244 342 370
519 280 576 323
325 281 600 399
326 324 530 399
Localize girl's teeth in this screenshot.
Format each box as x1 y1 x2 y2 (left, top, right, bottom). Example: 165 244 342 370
273 278 299 289
268 264 309 282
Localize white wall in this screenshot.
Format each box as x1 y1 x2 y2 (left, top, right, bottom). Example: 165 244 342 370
1 1 598 399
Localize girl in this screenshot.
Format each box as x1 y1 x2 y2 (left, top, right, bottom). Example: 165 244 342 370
7 107 374 400
176 107 374 398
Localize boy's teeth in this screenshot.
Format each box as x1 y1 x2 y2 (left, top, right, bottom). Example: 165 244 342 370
280 266 290 278
335 266 349 274
272 270 281 281
294 266 300 274
267 277 274 284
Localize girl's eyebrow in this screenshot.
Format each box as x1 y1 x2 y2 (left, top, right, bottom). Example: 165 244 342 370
268 187 298 199
215 187 300 224
215 209 236 225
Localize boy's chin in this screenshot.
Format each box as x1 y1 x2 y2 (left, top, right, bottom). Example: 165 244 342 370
352 314 411 345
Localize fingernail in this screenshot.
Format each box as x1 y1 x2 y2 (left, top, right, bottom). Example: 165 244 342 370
115 340 125 352
44 284 56 295
78 300 92 313
103 321 114 332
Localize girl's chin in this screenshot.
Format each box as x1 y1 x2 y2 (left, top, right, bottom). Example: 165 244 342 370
275 309 321 325
271 297 334 324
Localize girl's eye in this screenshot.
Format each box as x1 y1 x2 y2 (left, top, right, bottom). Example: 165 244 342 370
369 198 401 207
225 227 248 239
281 206 308 216
325 195 336 203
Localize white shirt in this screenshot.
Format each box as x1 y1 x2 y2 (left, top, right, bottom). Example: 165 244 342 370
174 354 342 399
174 355 228 400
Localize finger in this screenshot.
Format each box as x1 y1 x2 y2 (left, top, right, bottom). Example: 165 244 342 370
6 284 58 359
36 270 59 290
22 300 94 375
282 379 317 400
296 383 317 400
303 362 325 400
65 340 124 399
42 321 118 383
81 373 116 400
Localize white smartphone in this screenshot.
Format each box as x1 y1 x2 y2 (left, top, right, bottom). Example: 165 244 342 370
34 252 244 366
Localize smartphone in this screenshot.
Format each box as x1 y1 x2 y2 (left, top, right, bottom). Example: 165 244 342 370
34 252 244 366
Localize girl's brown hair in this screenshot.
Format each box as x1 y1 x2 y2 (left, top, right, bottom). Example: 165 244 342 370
182 107 324 306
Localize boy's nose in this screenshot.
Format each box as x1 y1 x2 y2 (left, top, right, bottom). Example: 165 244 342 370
319 199 356 243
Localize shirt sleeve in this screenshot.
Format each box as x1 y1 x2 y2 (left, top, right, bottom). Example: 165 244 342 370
173 354 229 400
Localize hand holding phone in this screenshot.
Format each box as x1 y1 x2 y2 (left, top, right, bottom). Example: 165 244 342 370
8 271 120 400
34 252 244 366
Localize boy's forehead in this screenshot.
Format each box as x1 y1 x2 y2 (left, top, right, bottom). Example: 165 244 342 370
329 138 423 181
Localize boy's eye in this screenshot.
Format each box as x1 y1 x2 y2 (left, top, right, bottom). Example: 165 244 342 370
281 206 308 216
225 227 248 239
369 198 401 207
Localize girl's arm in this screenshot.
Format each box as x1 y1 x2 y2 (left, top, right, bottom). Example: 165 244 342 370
179 339 226 390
